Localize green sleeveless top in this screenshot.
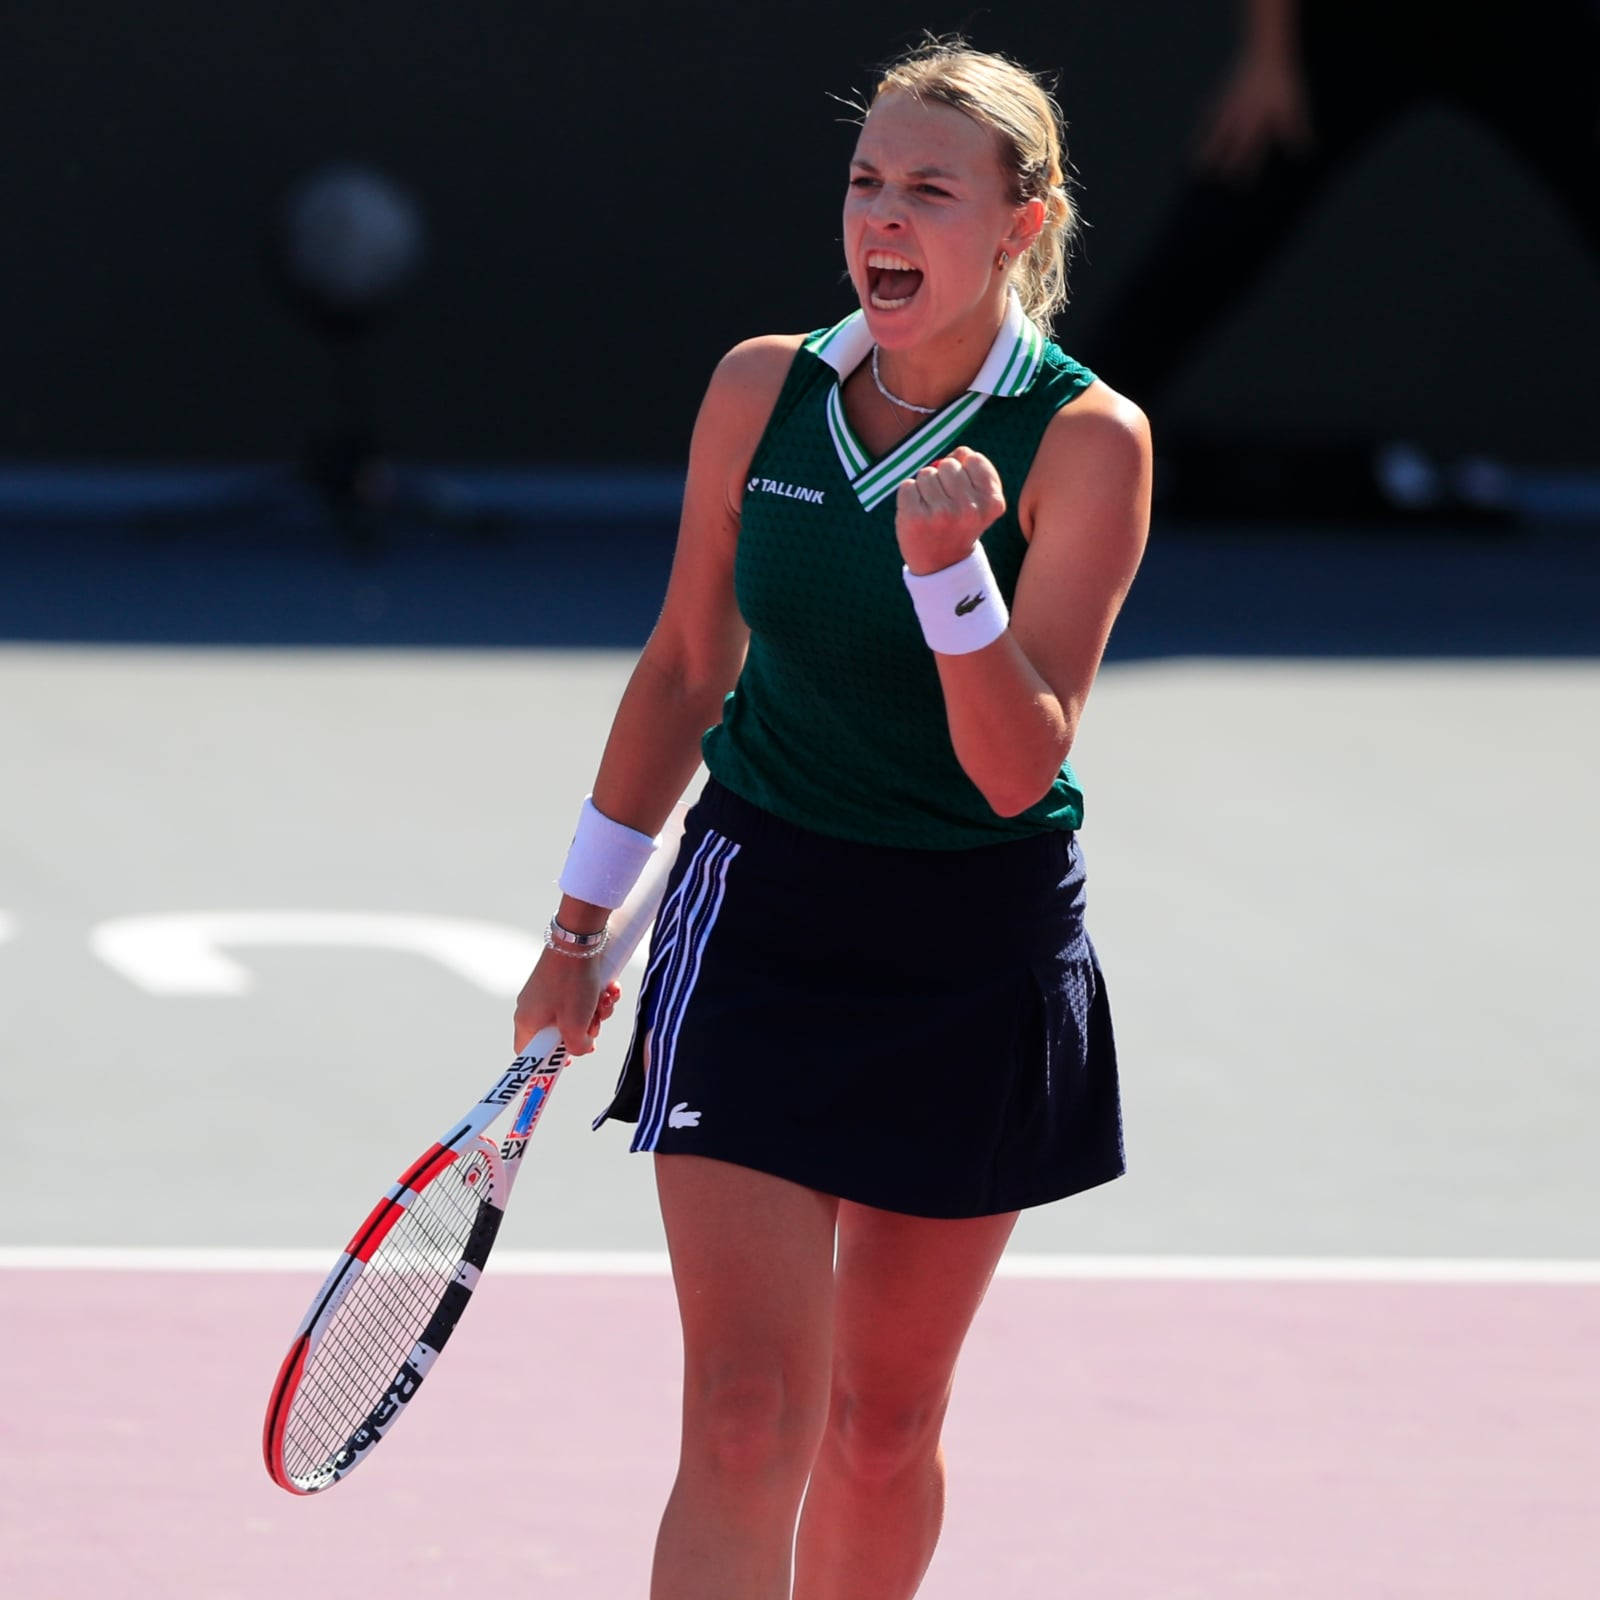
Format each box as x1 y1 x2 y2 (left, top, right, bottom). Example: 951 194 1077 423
701 291 1098 851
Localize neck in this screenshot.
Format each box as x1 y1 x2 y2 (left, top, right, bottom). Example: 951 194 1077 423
871 293 1009 411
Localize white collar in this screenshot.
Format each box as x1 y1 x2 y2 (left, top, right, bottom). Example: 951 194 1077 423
804 287 1045 398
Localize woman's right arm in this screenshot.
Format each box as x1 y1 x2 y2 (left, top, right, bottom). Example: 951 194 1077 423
514 333 802 1055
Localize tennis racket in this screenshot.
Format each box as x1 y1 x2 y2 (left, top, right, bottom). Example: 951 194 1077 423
262 802 686 1495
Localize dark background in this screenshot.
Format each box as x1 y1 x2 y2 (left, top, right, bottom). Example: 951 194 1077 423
3 0 1597 470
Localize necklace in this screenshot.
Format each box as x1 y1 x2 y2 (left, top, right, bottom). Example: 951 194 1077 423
870 346 939 416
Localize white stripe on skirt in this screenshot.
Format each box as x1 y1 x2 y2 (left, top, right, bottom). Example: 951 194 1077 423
632 833 726 1140
633 832 739 1151
595 829 723 1131
592 831 720 1131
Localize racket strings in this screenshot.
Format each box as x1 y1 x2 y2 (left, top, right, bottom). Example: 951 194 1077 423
281 1147 494 1481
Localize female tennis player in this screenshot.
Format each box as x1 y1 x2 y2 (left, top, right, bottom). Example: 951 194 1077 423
515 40 1151 1600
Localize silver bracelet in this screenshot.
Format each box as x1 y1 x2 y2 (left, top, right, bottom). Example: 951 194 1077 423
544 917 610 960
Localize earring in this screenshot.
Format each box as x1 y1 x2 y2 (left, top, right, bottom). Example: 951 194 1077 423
997 249 1010 270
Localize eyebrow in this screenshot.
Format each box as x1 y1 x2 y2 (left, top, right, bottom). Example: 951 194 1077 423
849 159 961 180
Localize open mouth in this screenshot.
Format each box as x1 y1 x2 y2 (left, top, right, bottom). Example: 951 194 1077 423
865 249 924 310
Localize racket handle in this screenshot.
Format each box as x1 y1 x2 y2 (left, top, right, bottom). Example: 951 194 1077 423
586 799 689 985
497 801 690 1141
494 799 688 1092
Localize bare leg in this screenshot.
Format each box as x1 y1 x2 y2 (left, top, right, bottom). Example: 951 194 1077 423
650 1154 839 1600
792 1202 1019 1600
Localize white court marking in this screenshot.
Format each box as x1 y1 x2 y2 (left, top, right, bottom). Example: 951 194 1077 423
88 911 647 996
3 1246 1599 1283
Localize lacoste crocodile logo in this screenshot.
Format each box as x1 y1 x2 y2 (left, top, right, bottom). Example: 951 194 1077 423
954 592 987 616
668 1102 701 1129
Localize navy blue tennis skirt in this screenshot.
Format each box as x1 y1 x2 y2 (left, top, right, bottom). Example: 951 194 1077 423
593 779 1124 1218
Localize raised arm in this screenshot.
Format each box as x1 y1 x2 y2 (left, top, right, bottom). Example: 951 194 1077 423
514 334 799 1054
894 385 1151 818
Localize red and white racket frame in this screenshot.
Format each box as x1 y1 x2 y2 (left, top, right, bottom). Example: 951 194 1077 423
263 802 686 1495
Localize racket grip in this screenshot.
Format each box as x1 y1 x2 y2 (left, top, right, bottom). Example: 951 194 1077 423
500 801 687 1088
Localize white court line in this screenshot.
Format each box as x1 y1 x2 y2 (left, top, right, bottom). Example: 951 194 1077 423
2 1246 1600 1283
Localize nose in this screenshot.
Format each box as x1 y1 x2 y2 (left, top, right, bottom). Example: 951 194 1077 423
865 184 907 229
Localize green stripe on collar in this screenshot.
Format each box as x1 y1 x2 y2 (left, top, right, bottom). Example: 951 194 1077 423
853 391 987 511
805 289 1046 510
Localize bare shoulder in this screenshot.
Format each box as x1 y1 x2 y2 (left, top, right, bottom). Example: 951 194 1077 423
679 334 807 539
705 333 807 416
691 334 806 503
1018 377 1153 556
1037 378 1152 489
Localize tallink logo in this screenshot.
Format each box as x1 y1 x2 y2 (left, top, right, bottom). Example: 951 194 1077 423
747 476 825 506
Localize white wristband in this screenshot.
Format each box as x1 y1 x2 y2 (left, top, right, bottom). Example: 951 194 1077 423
902 546 1009 655
557 796 658 910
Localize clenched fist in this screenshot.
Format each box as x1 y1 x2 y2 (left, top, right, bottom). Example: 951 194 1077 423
895 446 1007 576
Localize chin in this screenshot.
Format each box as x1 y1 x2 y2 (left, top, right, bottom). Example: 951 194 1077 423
861 296 931 347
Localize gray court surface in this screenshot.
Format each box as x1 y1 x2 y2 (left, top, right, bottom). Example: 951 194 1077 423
3 643 1597 1259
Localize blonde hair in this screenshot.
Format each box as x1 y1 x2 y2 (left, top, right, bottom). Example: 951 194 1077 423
871 40 1080 332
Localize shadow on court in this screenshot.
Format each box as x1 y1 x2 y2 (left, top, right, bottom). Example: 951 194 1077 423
1 498 1597 656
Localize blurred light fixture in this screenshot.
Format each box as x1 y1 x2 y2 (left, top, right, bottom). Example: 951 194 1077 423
276 163 427 338
262 161 450 548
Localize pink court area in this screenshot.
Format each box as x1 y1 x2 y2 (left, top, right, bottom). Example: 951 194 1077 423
5 1270 1598 1599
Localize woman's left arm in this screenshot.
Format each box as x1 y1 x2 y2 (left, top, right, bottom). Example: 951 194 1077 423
898 390 1152 817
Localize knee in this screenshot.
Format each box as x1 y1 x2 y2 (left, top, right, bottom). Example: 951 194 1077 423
826 1388 946 1487
685 1366 824 1481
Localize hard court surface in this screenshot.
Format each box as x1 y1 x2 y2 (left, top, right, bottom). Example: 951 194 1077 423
3 518 1598 1597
